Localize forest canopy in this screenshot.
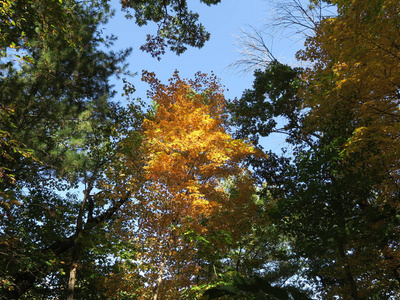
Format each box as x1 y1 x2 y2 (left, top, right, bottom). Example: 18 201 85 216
1 0 399 299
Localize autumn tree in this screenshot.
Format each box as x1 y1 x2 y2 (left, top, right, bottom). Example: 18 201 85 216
111 71 263 299
296 0 400 297
230 0 400 298
298 0 400 208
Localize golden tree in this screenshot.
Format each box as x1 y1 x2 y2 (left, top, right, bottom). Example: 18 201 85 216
116 71 260 299
300 0 400 198
297 0 400 298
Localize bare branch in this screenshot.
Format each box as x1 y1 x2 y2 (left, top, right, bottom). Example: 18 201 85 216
229 0 336 73
229 27 277 73
268 0 335 38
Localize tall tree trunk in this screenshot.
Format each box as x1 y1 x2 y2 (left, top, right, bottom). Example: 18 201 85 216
67 263 78 300
67 187 91 300
153 259 166 300
67 241 81 300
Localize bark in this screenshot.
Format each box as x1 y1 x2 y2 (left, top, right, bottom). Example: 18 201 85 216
67 260 78 300
67 234 83 300
153 258 166 300
66 186 91 300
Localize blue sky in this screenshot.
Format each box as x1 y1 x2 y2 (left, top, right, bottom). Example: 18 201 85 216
105 0 305 152
106 0 303 100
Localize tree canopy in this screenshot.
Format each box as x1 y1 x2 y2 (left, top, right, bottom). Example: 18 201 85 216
230 0 400 299
1 0 400 299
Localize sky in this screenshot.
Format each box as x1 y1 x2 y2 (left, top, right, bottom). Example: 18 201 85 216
105 0 304 98
105 0 306 152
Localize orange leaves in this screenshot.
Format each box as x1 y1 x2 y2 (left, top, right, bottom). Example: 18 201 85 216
139 71 257 232
141 71 255 210
126 71 259 299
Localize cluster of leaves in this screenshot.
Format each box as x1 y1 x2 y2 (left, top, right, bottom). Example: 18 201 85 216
121 0 222 57
204 275 312 300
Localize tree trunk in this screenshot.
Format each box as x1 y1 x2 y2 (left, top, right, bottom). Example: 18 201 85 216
153 259 166 300
66 187 90 300
67 261 78 300
67 238 82 300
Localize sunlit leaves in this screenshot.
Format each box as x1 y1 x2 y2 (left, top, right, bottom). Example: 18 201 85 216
116 71 259 299
141 70 255 219
300 0 400 193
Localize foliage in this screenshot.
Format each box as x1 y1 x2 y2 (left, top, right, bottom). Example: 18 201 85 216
230 61 304 147
4 0 400 299
1 0 228 298
120 0 222 57
0 0 138 298
112 71 261 299
1 0 220 63
298 0 400 208
230 1 400 299
297 0 400 297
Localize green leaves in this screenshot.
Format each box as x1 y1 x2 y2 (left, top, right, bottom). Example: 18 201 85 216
0 0 139 298
230 61 303 147
121 0 221 57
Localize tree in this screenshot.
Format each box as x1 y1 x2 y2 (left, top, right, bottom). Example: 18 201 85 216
296 0 400 297
0 0 141 297
229 0 400 298
111 71 262 299
1 0 227 297
298 0 400 209
0 2 120 300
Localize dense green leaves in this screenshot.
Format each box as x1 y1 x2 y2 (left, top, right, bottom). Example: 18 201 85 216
0 0 138 298
230 61 303 147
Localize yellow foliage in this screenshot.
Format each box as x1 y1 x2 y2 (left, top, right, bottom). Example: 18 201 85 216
300 0 400 204
299 0 400 297
124 71 259 299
